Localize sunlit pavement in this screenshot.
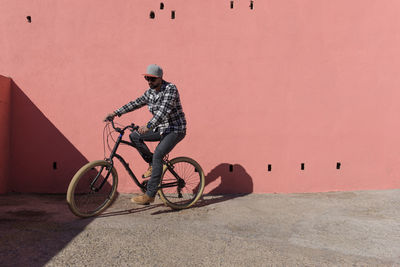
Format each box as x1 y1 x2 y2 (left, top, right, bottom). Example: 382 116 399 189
1 190 400 266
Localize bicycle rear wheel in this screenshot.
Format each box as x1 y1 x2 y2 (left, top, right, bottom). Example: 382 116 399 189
66 160 118 217
158 157 205 209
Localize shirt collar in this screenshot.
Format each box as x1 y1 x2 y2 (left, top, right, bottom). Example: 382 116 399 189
150 80 167 93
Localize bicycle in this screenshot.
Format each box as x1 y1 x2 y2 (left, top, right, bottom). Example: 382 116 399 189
66 118 205 218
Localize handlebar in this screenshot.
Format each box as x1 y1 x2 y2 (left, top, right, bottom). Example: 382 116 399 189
106 117 139 133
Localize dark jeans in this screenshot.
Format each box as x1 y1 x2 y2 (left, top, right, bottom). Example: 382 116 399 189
129 130 186 197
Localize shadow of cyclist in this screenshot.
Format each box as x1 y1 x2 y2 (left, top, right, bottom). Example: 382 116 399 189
153 163 254 214
191 163 253 207
204 163 253 195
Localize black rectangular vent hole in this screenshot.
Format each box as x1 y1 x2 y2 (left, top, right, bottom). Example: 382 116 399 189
230 1 234 9
229 164 233 172
336 162 341 170
53 162 57 170
267 164 272 172
171 10 175 19
301 163 305 170
26 16 32 23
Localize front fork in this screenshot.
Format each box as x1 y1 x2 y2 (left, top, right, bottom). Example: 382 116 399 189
89 165 113 192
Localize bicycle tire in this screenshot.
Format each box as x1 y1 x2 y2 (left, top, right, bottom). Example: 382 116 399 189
66 160 118 218
158 157 205 209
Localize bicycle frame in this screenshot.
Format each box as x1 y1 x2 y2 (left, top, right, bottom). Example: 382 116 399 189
103 122 184 192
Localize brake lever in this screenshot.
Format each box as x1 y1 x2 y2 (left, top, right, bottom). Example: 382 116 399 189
130 124 139 132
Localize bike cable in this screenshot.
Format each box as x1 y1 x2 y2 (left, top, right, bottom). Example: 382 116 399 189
103 123 115 158
102 123 109 159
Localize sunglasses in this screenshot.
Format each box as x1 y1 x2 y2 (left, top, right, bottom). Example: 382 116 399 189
144 76 158 82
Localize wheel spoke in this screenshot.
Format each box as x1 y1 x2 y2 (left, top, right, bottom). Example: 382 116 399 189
159 158 204 209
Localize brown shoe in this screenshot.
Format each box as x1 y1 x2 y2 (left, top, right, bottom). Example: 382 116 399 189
142 165 152 178
131 194 155 205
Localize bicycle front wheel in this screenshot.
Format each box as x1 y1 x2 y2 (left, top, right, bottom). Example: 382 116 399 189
158 157 205 209
66 160 118 218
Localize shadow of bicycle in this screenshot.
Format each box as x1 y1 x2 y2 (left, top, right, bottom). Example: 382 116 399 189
99 203 165 217
96 163 254 217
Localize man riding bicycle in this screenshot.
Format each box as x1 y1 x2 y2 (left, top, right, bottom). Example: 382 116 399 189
105 64 187 205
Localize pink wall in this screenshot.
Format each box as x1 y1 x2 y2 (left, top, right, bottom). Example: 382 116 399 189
1 0 400 194
9 81 89 193
0 76 11 193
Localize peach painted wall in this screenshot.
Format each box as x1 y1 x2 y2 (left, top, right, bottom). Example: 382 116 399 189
1 0 400 193
0 75 11 193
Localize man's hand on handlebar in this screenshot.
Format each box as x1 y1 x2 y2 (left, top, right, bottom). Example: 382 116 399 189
103 113 145 133
104 112 116 122
138 125 150 134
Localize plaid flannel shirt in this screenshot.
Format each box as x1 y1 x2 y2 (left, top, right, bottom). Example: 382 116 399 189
114 81 187 134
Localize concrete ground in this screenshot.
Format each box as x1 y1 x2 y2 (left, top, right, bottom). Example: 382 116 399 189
1 190 400 266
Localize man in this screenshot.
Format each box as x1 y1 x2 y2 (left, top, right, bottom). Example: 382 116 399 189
105 64 187 204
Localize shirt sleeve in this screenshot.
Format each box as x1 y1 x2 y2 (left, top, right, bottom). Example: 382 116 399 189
114 90 149 116
147 84 178 129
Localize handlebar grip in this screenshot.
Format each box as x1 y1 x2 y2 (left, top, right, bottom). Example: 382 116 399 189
104 115 115 122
